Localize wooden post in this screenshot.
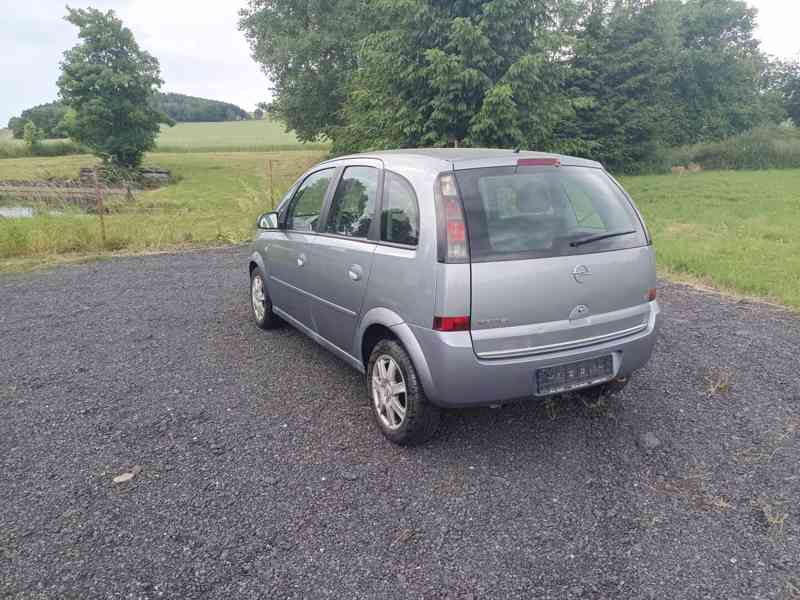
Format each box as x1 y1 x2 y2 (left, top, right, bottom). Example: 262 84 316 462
94 169 106 246
267 159 275 209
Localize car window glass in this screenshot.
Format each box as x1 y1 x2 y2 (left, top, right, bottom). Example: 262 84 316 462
455 166 645 260
559 178 606 230
286 169 334 232
325 166 378 238
381 171 419 246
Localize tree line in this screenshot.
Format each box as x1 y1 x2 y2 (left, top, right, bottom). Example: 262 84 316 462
240 0 800 172
7 93 250 140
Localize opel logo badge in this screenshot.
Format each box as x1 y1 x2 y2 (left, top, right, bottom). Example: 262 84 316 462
572 264 592 283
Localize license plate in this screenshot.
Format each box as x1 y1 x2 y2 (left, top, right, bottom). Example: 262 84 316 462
536 355 614 395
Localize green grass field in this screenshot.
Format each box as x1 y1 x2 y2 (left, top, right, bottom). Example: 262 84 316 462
0 120 329 157
154 120 328 152
621 170 800 308
0 151 326 267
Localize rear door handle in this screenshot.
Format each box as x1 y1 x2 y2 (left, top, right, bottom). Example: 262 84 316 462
297 253 307 267
348 264 363 281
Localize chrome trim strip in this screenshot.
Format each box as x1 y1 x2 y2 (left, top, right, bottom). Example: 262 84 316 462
270 275 357 317
471 302 650 341
477 322 649 359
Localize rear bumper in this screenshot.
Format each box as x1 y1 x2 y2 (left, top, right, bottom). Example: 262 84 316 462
407 301 660 408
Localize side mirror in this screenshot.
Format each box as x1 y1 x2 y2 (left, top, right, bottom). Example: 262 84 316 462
256 211 280 230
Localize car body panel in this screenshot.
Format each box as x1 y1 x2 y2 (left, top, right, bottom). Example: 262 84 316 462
304 235 377 353
262 231 315 324
469 245 657 359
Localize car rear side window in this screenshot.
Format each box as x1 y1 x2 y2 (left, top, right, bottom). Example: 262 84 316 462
325 166 379 238
454 165 646 261
381 171 419 246
286 168 335 232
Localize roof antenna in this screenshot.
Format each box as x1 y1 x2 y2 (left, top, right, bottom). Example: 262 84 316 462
513 146 521 153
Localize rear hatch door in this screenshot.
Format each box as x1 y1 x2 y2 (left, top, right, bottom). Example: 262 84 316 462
454 162 655 359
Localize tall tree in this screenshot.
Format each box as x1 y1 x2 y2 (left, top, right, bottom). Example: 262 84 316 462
241 0 787 171
674 0 776 141
567 0 780 171
766 58 800 126
57 7 171 167
239 0 369 142
336 0 587 154
568 0 685 171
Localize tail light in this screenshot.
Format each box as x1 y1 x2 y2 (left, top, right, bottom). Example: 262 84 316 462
433 316 471 332
435 174 469 263
647 287 657 302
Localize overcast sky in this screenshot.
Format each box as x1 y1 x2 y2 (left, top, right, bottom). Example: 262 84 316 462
1 0 799 126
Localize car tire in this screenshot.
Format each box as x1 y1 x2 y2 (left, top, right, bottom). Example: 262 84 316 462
367 339 441 445
250 267 281 330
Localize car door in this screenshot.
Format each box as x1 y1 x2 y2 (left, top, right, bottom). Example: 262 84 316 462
304 162 380 355
266 167 336 327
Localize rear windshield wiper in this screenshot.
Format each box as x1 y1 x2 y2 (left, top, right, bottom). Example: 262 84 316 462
569 229 637 247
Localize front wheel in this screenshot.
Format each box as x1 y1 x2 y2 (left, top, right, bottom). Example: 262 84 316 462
367 339 441 445
250 267 281 330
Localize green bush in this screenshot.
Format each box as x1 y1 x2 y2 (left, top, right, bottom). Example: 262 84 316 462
666 126 800 171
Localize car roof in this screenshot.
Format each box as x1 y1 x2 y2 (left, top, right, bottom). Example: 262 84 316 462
320 148 603 172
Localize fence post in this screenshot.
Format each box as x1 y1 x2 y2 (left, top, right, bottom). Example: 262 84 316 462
267 159 275 209
94 169 107 247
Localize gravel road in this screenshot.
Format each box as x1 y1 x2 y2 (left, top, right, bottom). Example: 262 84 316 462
1 246 798 599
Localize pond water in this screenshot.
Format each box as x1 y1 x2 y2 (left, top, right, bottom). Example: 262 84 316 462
0 206 70 219
0 206 34 218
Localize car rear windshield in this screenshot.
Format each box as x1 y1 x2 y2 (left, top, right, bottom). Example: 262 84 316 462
454 165 647 261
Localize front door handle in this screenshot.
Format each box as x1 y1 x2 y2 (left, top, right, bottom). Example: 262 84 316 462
348 264 363 281
297 253 307 267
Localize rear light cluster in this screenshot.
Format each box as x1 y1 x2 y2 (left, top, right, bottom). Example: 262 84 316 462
433 175 471 331
435 174 469 262
647 287 657 302
432 315 471 332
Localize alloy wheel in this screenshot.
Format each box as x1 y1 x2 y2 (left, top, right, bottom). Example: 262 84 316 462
251 274 266 321
371 354 407 430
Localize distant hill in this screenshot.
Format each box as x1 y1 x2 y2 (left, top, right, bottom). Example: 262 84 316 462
6 93 250 138
154 93 249 123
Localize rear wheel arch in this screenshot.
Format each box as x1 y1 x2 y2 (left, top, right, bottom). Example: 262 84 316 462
357 309 438 404
362 324 397 367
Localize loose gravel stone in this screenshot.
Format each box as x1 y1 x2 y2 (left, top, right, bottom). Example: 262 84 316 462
1 246 798 599
639 431 661 450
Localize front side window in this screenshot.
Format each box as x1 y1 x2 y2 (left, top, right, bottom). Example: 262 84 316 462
454 165 646 261
325 166 379 238
381 171 419 246
286 169 334 232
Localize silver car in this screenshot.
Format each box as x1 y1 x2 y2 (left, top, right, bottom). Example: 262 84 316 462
248 149 660 444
